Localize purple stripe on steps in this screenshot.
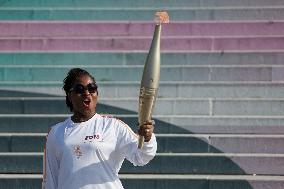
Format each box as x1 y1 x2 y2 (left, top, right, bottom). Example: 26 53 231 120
214 37 284 51
0 37 284 51
0 21 284 37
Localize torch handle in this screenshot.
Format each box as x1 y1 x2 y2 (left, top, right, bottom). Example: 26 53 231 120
138 87 157 149
138 135 145 149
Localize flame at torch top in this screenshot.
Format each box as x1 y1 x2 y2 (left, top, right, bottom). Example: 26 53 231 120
138 11 169 149
155 11 170 24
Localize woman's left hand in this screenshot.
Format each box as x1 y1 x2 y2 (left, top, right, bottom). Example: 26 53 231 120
138 120 155 142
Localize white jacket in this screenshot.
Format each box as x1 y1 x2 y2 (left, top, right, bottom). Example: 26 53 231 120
42 113 157 189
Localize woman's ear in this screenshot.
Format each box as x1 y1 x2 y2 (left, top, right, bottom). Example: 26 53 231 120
65 94 73 112
66 93 71 102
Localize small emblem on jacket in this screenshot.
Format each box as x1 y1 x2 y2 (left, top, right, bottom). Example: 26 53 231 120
74 145 83 158
85 135 100 141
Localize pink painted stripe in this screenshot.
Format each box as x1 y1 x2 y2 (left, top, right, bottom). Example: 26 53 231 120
0 37 284 51
214 37 284 51
1 21 284 37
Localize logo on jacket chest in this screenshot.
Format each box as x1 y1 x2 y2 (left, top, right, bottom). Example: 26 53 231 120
85 134 100 141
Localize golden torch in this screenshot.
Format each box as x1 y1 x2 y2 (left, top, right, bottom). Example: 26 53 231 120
138 12 169 148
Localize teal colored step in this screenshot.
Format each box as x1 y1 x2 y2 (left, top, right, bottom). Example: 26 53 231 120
0 66 277 82
1 176 284 189
1 134 283 154
0 8 284 21
2 97 284 116
0 88 58 98
2 176 282 189
122 178 282 189
0 116 284 134
0 116 66 133
0 154 41 173
0 116 190 134
0 178 40 189
0 98 210 116
164 82 284 99
213 99 284 116
0 153 283 175
1 52 284 66
0 98 137 115
0 135 212 153
122 155 284 175
1 0 284 8
0 53 127 66
1 82 284 99
102 98 284 116
2 0 284 8
0 0 199 8
0 136 44 152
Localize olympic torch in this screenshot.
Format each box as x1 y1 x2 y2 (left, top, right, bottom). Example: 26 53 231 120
138 12 169 149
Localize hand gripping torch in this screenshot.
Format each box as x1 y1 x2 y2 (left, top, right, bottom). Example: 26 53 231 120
138 12 169 149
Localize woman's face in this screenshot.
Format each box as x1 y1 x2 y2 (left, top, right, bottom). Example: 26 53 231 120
68 74 98 122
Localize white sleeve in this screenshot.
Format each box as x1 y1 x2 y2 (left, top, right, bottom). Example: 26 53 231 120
116 120 157 166
42 128 59 189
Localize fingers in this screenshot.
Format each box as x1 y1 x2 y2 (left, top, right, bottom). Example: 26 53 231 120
138 120 155 142
139 120 154 134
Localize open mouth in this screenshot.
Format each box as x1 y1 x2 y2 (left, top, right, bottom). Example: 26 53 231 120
83 99 91 107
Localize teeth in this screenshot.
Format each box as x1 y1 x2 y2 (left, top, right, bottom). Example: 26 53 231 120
83 99 91 105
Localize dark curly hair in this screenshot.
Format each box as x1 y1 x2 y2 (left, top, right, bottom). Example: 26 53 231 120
63 68 97 112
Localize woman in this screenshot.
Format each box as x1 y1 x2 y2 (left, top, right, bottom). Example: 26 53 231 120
42 68 157 189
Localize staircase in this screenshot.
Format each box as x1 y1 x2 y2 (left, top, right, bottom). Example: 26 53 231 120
0 0 284 188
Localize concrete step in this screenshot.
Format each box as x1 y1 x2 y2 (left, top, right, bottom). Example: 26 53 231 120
2 0 284 8
1 174 284 189
1 21 284 38
1 36 284 51
0 97 207 115
0 152 283 175
1 97 284 116
0 114 284 134
0 65 283 82
105 98 284 116
122 174 284 189
1 7 284 21
0 133 283 154
1 81 284 98
1 51 284 66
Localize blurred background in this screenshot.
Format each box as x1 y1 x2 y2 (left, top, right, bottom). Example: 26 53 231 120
0 0 283 188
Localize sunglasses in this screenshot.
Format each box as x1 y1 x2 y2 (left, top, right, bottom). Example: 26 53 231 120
69 83 98 94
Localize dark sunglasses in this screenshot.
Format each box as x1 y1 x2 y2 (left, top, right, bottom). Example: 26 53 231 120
69 83 98 94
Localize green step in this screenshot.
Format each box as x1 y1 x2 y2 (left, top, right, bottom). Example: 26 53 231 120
0 115 189 134
0 115 284 134
0 66 277 82
1 81 284 99
1 52 284 66
0 97 211 116
0 134 283 154
1 0 283 8
0 135 214 153
0 153 283 175
2 0 284 8
3 175 284 189
0 0 197 8
0 98 138 115
2 97 284 116
0 7 284 21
